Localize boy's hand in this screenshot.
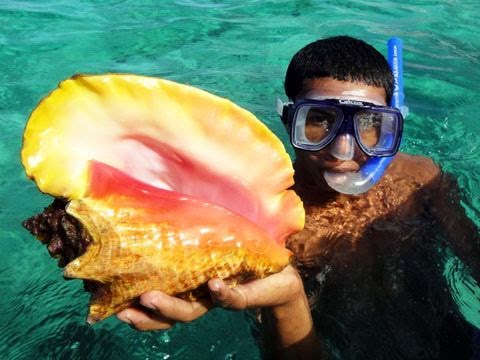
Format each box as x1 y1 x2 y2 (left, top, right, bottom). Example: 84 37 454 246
116 292 213 331
116 265 303 331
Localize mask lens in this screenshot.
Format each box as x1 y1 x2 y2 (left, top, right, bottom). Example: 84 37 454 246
305 107 338 142
293 105 339 147
354 110 400 155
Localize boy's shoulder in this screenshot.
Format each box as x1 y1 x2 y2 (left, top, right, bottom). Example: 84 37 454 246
388 152 441 186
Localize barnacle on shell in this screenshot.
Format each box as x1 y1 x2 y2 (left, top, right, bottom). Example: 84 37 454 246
21 74 304 323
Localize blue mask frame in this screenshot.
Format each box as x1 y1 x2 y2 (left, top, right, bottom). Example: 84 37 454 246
281 98 403 157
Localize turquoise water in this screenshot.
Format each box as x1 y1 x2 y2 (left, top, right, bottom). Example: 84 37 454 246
1 1 479 359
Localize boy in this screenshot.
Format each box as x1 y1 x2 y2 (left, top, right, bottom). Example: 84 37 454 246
118 36 479 359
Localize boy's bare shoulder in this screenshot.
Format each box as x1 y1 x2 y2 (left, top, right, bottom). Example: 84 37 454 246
388 152 441 185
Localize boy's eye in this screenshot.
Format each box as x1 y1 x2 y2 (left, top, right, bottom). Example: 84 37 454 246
357 112 382 130
307 117 329 128
304 108 337 142
355 111 389 148
308 114 327 124
306 108 336 126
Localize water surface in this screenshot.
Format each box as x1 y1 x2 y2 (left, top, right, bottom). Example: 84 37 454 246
1 1 479 359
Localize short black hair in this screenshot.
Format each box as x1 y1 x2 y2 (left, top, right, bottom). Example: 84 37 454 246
284 36 393 104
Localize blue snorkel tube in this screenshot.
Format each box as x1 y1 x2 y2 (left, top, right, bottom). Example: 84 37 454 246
324 37 406 195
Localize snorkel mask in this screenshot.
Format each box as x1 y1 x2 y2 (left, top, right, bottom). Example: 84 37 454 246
277 37 408 195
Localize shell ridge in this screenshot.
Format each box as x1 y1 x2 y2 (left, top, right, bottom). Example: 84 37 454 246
64 199 119 281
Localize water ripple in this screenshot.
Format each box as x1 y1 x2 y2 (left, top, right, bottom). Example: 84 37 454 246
443 249 480 328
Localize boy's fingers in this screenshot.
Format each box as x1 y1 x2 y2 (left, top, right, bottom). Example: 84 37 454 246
208 279 249 309
119 265 302 331
139 291 212 322
208 265 303 310
117 307 175 331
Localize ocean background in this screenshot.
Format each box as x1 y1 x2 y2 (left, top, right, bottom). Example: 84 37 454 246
1 1 479 359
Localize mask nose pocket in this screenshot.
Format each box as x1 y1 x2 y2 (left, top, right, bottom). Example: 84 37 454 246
329 133 355 160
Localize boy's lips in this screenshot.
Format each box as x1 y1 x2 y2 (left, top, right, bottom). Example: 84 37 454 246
321 160 360 173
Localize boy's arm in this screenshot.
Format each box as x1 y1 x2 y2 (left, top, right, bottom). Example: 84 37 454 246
429 172 480 279
210 265 322 359
261 284 323 359
392 154 479 278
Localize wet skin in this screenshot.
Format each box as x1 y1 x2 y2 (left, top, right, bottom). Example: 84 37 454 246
286 78 480 358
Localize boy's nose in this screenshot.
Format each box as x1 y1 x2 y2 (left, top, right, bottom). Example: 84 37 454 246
329 133 355 160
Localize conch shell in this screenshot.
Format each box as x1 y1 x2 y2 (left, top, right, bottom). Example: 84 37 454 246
21 74 304 324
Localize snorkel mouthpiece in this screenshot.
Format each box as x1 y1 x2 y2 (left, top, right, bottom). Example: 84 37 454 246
324 156 393 195
323 37 405 195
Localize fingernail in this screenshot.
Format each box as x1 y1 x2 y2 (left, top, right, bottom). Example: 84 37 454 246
144 302 156 310
117 313 132 325
140 296 157 310
210 282 221 293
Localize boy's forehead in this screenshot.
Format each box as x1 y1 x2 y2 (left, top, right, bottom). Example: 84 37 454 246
299 77 387 106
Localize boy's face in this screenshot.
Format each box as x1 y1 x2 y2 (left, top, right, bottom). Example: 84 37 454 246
293 77 387 190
